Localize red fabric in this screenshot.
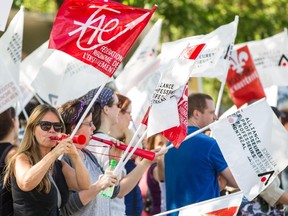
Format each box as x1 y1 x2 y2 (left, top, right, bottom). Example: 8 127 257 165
49 0 156 77
226 45 265 108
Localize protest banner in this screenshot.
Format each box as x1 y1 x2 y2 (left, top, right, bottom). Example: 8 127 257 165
210 99 288 200
49 0 156 77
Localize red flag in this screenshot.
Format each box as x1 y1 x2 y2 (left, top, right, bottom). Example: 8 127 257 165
161 83 188 148
226 45 265 108
49 0 156 77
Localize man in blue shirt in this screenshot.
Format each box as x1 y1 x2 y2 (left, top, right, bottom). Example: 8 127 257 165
165 93 238 215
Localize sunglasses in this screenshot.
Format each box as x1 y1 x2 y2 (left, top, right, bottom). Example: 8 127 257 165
37 121 63 133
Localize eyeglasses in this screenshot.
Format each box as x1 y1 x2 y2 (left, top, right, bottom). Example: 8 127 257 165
82 121 94 127
37 121 63 133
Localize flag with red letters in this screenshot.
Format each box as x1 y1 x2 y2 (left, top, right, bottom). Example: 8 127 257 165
49 0 156 77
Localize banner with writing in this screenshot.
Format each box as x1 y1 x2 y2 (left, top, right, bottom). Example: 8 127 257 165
49 0 156 77
210 99 288 200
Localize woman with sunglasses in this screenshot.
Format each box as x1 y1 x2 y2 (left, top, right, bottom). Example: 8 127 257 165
4 104 90 216
58 98 119 216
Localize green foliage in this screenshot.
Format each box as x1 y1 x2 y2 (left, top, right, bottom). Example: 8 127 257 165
13 0 57 13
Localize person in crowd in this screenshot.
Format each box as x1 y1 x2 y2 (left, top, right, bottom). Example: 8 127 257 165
58 98 119 216
109 93 143 216
238 106 288 215
0 107 19 215
164 93 238 215
72 86 165 216
145 133 167 215
4 104 90 216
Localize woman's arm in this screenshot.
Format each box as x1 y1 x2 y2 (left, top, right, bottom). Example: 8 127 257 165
61 143 90 191
14 152 57 191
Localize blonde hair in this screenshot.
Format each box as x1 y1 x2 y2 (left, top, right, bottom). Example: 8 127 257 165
4 104 65 193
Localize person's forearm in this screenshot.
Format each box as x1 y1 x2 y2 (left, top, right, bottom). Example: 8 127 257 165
118 159 151 198
78 182 102 205
70 155 91 189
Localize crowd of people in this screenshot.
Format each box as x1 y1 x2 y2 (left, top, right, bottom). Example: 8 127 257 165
2 85 288 216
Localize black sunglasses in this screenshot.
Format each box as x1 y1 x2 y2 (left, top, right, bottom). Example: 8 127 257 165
37 121 63 133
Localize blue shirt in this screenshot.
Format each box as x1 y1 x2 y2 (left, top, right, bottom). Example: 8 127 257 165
165 126 228 215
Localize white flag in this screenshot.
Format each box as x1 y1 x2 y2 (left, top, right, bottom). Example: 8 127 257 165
127 65 162 128
31 51 68 106
0 6 24 82
115 19 162 94
29 48 109 106
235 30 288 88
0 58 20 113
210 99 288 200
161 16 239 81
0 0 13 31
20 41 53 87
56 59 109 106
155 191 243 216
147 43 205 138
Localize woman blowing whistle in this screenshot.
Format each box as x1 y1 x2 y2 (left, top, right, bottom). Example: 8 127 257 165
4 104 90 216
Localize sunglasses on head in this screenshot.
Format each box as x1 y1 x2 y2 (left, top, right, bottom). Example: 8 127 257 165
37 121 63 133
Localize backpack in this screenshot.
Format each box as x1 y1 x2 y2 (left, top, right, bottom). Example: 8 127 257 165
0 143 14 216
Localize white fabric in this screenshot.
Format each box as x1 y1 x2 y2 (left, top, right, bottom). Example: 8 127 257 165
161 16 239 82
235 30 288 88
0 0 13 31
0 6 24 82
260 176 284 206
115 19 162 95
0 58 20 113
210 99 288 200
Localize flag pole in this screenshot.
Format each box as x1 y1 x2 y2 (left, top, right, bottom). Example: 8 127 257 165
114 129 147 175
70 76 111 138
215 80 226 116
113 123 146 174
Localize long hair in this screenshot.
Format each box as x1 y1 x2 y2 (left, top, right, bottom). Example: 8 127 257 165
4 104 65 193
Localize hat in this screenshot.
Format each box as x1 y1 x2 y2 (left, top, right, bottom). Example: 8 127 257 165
82 87 114 108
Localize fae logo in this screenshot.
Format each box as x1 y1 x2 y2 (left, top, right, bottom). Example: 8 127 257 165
68 5 150 51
